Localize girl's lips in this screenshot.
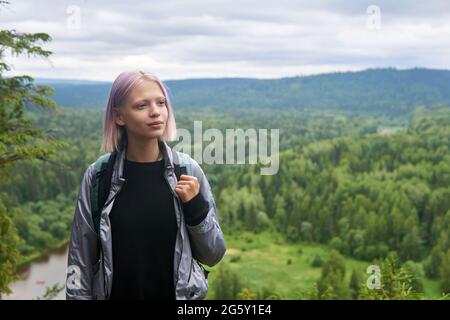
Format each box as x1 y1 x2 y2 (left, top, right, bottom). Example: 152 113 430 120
147 123 163 128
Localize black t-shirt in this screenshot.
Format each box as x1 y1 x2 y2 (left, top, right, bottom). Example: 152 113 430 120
109 157 177 300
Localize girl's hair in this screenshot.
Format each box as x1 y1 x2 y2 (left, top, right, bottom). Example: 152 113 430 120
101 71 177 153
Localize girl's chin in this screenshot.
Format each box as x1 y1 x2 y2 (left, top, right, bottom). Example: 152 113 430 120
144 133 163 139
130 133 163 140
128 128 164 140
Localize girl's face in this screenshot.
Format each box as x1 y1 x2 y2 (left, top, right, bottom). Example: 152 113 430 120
114 80 168 142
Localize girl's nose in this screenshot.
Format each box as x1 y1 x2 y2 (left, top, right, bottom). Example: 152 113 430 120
149 104 160 117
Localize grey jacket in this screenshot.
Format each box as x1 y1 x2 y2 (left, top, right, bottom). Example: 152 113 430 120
65 141 226 300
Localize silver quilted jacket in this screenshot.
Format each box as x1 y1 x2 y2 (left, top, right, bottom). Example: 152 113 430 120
65 140 226 300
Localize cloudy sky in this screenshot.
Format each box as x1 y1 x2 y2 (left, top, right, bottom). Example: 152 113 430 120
1 0 450 81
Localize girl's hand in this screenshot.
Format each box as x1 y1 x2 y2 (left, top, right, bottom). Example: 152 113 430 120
175 174 200 203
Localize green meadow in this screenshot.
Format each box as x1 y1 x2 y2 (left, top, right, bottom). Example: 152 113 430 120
205 231 442 299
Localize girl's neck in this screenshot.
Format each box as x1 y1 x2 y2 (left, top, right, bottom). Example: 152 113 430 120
126 138 162 163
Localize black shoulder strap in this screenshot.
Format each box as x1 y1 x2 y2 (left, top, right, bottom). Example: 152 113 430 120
172 148 181 180
93 151 117 235
171 149 191 180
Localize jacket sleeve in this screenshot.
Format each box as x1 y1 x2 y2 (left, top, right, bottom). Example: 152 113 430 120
185 158 227 267
66 164 98 300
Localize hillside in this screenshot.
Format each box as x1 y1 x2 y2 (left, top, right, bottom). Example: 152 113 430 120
38 68 450 115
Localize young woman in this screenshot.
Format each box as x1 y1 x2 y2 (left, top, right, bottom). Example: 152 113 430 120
66 71 226 300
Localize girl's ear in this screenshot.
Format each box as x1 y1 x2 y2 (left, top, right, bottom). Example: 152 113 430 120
114 107 125 126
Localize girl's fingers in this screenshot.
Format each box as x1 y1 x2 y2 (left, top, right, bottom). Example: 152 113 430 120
179 175 198 182
177 180 195 187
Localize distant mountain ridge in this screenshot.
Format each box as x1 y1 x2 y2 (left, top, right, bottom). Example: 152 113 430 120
36 68 450 114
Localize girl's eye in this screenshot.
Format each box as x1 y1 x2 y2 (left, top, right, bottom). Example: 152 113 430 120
158 101 166 105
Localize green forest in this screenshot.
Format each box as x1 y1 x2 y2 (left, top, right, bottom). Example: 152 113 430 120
1 105 450 299
1 25 450 300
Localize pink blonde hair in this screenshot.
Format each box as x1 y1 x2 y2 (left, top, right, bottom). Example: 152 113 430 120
101 71 177 153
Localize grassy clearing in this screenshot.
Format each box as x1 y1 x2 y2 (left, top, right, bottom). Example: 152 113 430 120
205 231 443 299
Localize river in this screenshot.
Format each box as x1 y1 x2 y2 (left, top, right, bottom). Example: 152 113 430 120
2 243 68 300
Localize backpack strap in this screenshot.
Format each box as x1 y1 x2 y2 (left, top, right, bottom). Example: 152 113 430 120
90 151 117 236
171 149 193 180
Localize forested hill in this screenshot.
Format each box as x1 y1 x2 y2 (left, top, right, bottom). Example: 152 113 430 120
38 68 450 114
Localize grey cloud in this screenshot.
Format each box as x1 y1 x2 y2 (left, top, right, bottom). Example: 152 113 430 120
1 0 449 80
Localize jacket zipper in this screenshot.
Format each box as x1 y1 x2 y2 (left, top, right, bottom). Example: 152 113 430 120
102 178 125 300
163 172 184 293
187 258 194 283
